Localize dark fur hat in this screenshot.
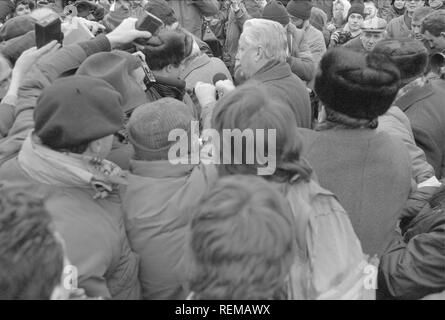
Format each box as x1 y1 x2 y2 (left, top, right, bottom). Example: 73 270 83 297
315 48 401 120
373 38 429 82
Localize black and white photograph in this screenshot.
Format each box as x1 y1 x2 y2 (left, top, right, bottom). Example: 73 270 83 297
0 0 443 309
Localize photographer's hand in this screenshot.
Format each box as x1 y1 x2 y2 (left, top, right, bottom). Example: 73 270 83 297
106 18 152 49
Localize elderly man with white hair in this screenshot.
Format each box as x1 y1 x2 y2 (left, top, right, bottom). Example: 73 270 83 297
235 18 312 128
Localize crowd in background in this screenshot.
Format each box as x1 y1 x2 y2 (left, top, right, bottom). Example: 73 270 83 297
0 0 444 300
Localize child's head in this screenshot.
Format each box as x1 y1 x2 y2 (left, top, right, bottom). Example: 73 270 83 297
187 175 296 300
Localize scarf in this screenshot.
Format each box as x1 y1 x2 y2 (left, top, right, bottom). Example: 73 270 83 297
149 82 186 101
18 134 128 199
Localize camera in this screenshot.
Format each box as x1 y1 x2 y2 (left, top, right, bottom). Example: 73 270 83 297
336 31 352 45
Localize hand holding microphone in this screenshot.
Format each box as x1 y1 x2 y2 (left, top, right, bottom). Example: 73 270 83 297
212 73 234 99
195 82 217 108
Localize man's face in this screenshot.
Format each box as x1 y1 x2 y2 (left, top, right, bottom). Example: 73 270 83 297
236 32 259 79
393 0 406 9
116 0 131 13
423 30 445 51
290 15 306 29
348 13 364 31
361 31 385 51
429 0 444 9
411 20 423 40
364 2 377 20
333 2 345 20
405 0 424 13
15 3 31 16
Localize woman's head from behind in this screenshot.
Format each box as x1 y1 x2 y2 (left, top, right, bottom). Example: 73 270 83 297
187 175 296 300
211 81 311 182
315 48 401 124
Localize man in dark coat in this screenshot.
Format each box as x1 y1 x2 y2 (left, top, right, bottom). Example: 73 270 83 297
235 18 312 128
374 37 445 179
378 185 445 299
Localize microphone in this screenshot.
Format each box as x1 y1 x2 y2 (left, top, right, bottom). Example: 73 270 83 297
212 73 228 85
212 73 228 100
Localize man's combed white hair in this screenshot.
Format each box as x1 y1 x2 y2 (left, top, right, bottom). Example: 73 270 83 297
243 19 289 63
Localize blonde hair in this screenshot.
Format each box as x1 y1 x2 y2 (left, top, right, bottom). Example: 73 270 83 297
243 18 289 63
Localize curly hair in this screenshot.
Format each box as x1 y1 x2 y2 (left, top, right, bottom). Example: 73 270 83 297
187 175 296 300
421 10 445 36
0 187 64 300
141 29 193 71
211 81 312 183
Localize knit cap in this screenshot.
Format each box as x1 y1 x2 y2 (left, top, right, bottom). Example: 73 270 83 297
262 0 290 26
286 0 313 21
347 2 365 20
128 98 194 161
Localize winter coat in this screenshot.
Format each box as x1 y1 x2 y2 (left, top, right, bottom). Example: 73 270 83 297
275 178 371 299
303 24 327 69
181 53 232 91
223 0 263 73
386 12 411 39
167 0 219 38
377 186 445 300
395 81 445 179
297 127 413 256
378 106 435 184
343 36 366 52
0 158 141 299
286 23 316 83
250 60 312 128
122 160 218 299
0 35 112 167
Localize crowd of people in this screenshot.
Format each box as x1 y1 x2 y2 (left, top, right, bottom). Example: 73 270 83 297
0 0 444 300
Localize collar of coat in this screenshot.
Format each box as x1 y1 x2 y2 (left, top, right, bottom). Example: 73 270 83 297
251 60 293 83
394 80 435 113
129 159 195 179
181 53 210 80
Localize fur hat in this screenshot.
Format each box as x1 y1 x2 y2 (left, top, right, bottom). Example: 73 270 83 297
76 51 146 113
34 76 123 149
373 38 429 82
286 0 312 21
315 48 401 120
128 98 194 161
262 0 290 26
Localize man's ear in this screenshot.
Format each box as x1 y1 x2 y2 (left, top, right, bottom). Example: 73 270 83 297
255 46 263 62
